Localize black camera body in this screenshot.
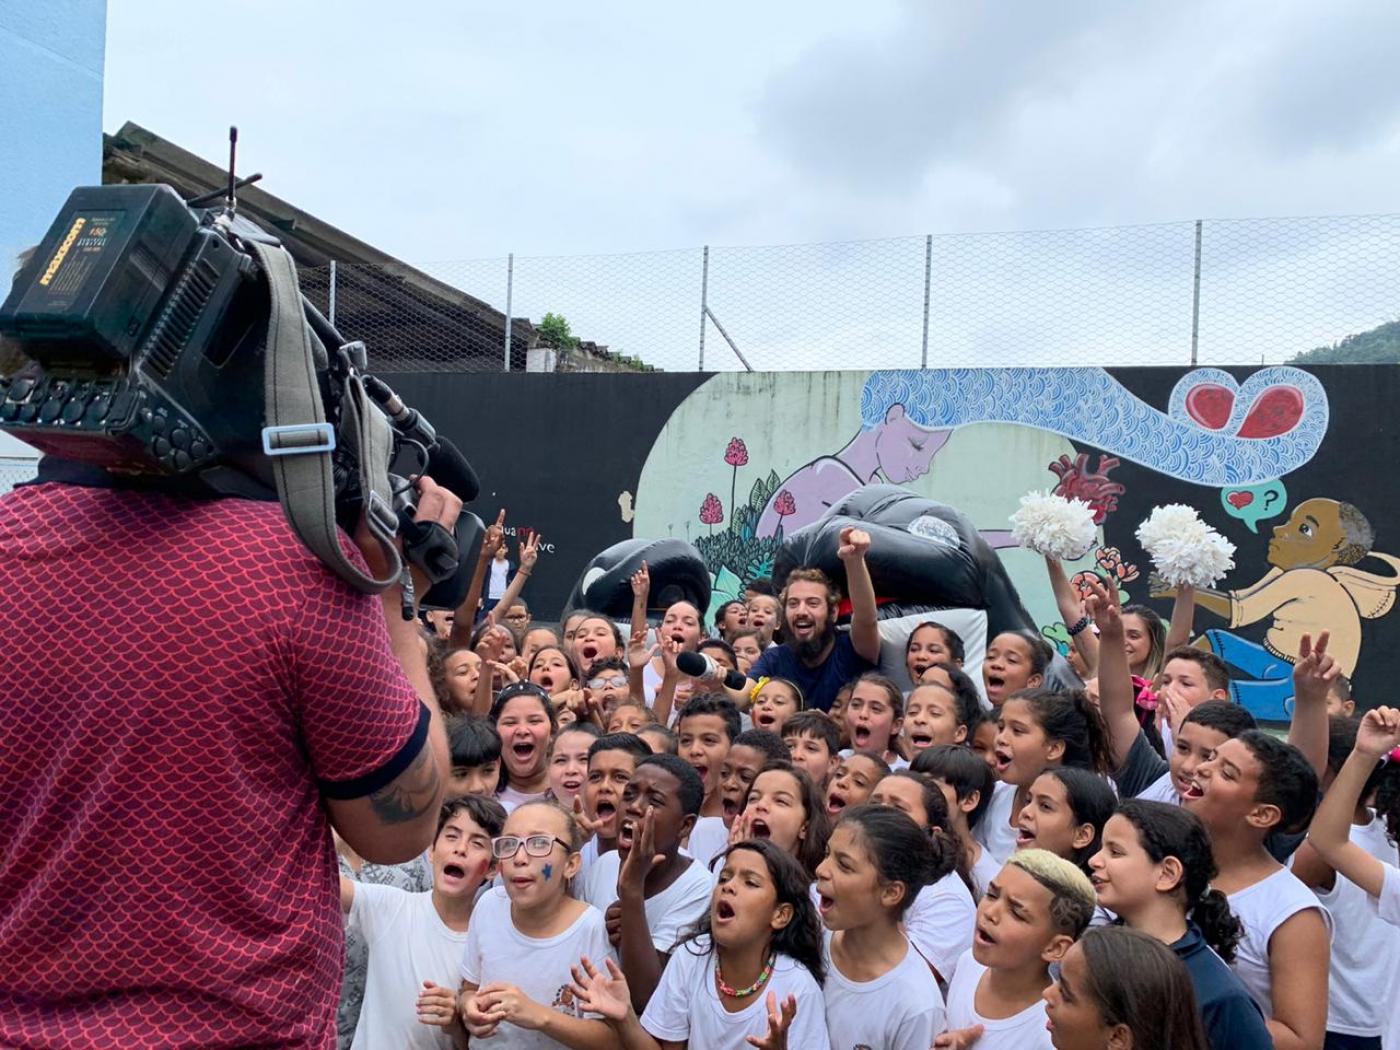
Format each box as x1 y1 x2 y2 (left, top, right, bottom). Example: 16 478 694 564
0 184 271 485
0 183 477 606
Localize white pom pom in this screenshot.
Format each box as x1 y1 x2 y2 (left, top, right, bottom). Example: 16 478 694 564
1009 491 1099 561
1135 504 1237 589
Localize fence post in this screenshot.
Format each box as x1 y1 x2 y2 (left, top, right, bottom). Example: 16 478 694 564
328 260 337 326
699 245 710 371
1190 220 1202 366
920 234 932 368
503 252 514 373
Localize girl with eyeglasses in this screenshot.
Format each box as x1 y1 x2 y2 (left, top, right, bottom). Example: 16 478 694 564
458 800 613 1047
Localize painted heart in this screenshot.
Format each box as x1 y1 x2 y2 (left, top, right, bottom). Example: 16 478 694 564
1237 386 1304 439
1227 491 1254 510
1185 384 1235 431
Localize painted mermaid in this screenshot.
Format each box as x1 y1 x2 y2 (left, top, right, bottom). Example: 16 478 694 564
756 366 1328 539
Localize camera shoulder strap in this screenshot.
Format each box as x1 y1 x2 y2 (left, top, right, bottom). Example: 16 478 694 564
250 240 401 593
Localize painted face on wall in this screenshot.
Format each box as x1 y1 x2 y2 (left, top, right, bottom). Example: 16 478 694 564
871 405 950 484
1267 498 1350 570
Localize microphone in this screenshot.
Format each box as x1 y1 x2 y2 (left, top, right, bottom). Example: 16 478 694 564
676 650 748 692
425 436 480 503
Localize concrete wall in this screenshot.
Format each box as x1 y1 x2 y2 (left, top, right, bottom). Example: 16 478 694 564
0 0 106 478
382 364 1400 721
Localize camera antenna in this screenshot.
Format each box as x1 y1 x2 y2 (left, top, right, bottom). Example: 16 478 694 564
225 126 239 217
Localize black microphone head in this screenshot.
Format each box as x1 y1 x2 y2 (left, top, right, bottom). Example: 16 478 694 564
428 436 479 502
675 650 708 678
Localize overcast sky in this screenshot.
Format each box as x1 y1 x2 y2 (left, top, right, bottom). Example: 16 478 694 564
103 1 1400 369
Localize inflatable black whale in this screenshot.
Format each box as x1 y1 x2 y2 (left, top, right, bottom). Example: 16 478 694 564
562 537 711 622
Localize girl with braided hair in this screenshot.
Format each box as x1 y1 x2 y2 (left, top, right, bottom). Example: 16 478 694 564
1088 800 1271 1050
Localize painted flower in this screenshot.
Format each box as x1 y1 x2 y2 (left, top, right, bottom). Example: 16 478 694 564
774 489 797 517
724 437 749 468
700 493 724 525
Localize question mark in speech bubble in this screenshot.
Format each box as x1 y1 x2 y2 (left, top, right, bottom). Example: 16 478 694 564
1220 479 1288 534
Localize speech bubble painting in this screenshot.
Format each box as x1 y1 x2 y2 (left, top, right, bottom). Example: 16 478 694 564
1220 479 1288 533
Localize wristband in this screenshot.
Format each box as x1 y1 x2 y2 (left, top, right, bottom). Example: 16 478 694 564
1066 615 1092 637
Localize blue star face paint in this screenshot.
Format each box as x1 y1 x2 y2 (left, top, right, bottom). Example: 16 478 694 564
542 863 554 882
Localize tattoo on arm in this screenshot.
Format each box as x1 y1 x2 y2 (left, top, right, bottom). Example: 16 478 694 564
367 745 440 824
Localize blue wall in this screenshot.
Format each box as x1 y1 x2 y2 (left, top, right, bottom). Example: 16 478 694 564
0 1 107 268
0 1 106 472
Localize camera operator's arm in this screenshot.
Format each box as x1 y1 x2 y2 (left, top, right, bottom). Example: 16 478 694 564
450 509 505 650
319 478 458 865
489 532 540 622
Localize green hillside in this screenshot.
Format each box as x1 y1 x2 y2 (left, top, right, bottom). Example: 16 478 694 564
1288 319 1400 364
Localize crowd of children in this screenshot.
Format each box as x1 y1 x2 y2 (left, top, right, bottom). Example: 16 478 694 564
334 528 1400 1050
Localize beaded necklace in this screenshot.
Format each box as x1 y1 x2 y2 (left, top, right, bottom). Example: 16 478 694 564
715 951 776 999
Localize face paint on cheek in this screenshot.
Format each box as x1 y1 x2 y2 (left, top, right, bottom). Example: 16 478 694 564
542 863 553 882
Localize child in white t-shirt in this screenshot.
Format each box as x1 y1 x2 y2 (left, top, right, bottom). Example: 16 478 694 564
340 796 505 1050
937 850 1097 1050
1303 706 1400 1050
577 755 713 1013
458 801 612 1048
816 804 947 1048
1183 729 1331 1049
869 770 977 990
570 839 830 1049
912 744 1001 899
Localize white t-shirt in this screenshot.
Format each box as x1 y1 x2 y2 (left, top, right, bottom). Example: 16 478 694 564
1227 866 1333 1018
1312 815 1400 1036
487 559 510 599
495 785 549 815
459 886 612 1049
974 782 1019 865
944 948 1053 1050
823 932 946 1049
905 871 976 986
640 939 830 1048
970 846 1003 900
1375 863 1400 1049
349 884 469 1050
1137 769 1179 804
687 815 730 874
578 851 713 952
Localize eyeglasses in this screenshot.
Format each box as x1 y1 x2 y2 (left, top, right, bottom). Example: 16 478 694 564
587 675 629 689
491 834 572 860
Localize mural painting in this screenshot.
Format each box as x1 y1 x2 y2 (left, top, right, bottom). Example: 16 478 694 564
631 366 1394 721
381 363 1400 721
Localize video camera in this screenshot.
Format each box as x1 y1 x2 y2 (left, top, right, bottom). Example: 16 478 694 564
0 140 480 608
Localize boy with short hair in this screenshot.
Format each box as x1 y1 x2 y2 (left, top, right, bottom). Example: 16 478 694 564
1327 672 1356 717
578 732 652 881
340 796 506 1050
583 656 631 715
677 694 741 819
579 753 713 1013
677 694 742 869
718 729 789 826
912 743 999 898
445 715 502 799
781 710 842 788
940 850 1098 1049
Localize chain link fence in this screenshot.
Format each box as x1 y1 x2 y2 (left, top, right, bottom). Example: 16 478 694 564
299 214 1400 374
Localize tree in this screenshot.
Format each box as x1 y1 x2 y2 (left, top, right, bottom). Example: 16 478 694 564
1287 319 1400 365
536 312 580 350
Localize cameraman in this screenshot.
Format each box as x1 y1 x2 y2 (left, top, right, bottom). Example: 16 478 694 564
0 456 459 1049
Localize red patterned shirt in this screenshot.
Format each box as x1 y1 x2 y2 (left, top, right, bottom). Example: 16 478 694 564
0 480 424 1049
